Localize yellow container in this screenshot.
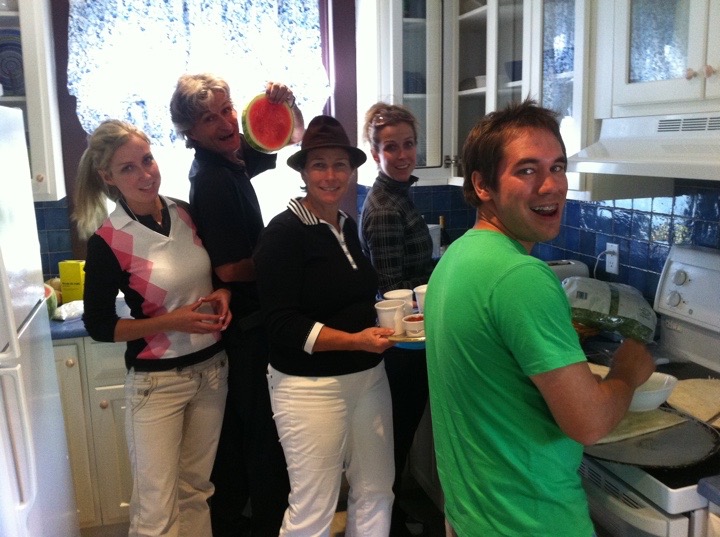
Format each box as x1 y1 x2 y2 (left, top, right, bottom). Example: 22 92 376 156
58 260 86 303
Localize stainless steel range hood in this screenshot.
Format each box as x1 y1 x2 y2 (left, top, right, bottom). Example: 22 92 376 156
567 113 720 181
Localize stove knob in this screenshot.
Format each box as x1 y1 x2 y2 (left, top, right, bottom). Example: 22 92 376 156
666 291 682 307
672 269 688 286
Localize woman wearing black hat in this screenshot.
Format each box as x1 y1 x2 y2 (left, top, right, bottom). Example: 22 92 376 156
254 115 397 535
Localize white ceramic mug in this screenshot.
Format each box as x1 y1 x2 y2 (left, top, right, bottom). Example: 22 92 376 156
374 299 406 335
383 289 414 315
413 284 428 313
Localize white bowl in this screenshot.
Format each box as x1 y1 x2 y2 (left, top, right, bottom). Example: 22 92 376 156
628 372 678 412
402 313 425 338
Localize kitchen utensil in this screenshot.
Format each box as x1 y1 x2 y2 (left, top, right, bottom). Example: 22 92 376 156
628 372 678 412
585 407 720 468
546 259 589 280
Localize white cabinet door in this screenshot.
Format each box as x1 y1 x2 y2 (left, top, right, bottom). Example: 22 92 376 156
87 383 132 526
612 0 709 106
357 0 536 185
83 340 131 526
705 0 720 100
0 0 66 201
54 340 101 528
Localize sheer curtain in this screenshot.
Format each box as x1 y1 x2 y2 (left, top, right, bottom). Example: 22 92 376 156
67 0 330 216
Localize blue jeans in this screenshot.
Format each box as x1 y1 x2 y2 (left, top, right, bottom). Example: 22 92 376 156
125 352 228 537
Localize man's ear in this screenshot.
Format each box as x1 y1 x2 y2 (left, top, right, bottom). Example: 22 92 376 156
471 170 492 202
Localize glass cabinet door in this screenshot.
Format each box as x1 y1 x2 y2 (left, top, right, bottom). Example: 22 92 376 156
455 0 527 178
541 0 582 190
612 0 708 105
400 0 444 172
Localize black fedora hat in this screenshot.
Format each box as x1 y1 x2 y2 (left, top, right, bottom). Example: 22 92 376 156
287 115 367 171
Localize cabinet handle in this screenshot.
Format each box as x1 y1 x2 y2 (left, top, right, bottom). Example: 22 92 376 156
704 65 717 78
99 400 109 409
65 358 76 368
685 68 698 80
35 173 45 183
444 155 460 169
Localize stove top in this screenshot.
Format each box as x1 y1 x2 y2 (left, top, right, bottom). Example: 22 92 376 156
582 245 720 515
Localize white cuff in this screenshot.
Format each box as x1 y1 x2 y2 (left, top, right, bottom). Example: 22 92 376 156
303 322 324 354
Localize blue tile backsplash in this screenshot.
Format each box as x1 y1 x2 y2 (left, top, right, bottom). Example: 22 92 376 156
35 198 72 281
358 180 720 303
38 180 720 303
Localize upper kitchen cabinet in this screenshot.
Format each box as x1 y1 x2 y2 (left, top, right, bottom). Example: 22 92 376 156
604 0 720 117
356 0 536 185
0 0 65 201
536 0 600 198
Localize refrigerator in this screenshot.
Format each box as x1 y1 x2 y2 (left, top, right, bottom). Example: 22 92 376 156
0 106 80 536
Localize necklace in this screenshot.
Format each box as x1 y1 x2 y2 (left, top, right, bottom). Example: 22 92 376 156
119 197 165 227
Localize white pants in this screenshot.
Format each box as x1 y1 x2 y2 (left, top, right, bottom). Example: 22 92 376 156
268 362 395 537
125 352 228 537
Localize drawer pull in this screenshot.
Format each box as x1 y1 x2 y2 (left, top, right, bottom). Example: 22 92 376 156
99 400 109 409
65 358 76 368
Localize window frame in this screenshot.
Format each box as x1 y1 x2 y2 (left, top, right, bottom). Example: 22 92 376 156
51 0 358 258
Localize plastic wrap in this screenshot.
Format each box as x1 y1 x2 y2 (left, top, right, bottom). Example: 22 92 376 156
562 277 656 343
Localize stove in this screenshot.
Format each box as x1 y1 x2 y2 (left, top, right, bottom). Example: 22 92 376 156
579 245 720 537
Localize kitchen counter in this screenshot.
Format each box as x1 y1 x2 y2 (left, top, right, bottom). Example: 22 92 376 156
49 298 131 340
50 314 89 339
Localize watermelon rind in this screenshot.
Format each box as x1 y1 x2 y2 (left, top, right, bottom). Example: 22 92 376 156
241 94 294 153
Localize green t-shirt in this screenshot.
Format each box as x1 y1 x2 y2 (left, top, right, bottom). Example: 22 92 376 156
425 230 593 537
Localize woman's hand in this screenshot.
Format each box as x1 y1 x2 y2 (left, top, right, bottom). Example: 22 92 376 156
354 327 396 354
163 298 228 334
311 325 395 354
113 293 230 342
199 288 232 330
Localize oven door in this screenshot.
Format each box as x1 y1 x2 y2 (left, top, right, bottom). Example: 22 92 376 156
580 458 702 537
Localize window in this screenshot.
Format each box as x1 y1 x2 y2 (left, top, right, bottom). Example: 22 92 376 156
67 0 331 222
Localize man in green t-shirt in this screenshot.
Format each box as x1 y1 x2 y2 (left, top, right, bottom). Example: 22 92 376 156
425 99 655 537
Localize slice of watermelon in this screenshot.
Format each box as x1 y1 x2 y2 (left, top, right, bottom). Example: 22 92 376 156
241 94 294 153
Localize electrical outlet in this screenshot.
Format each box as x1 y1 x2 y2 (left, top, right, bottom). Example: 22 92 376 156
606 243 619 275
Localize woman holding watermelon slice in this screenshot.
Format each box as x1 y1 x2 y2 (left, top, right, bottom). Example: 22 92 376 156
359 102 434 537
254 115 397 536
170 74 304 537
